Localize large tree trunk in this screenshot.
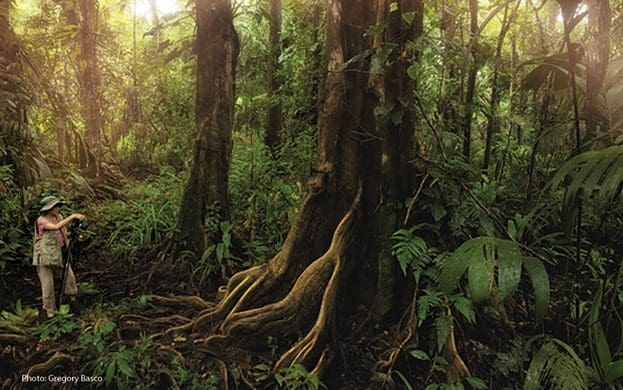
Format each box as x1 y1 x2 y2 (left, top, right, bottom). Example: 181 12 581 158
175 0 239 257
170 0 426 381
0 0 29 187
76 0 104 175
265 0 282 153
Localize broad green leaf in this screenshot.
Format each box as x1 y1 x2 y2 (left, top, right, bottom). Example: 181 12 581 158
522 258 550 322
402 11 415 25
464 377 487 389
440 237 493 295
105 361 116 385
497 240 522 302
605 359 623 384
117 356 135 378
467 242 494 302
407 64 418 80
409 349 430 361
589 284 611 380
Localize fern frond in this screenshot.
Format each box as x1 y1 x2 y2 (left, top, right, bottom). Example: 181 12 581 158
417 289 444 327
434 314 452 353
391 227 435 281
450 294 476 324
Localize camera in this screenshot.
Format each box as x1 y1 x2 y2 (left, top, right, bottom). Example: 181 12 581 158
69 219 88 231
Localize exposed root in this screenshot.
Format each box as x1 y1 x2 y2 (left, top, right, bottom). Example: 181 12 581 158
164 265 266 335
222 299 299 337
157 369 179 389
374 285 419 383
0 322 28 334
273 189 361 376
0 333 28 344
237 366 257 389
119 313 190 325
310 347 333 378
150 295 214 310
442 310 471 383
27 352 73 376
195 266 268 332
156 345 187 364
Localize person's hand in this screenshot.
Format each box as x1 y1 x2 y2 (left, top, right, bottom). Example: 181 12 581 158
73 214 86 221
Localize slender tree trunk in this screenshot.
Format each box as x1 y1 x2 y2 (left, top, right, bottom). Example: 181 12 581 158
462 0 477 159
175 0 239 257
439 0 459 132
483 1 519 171
585 0 610 140
75 0 104 175
265 0 282 152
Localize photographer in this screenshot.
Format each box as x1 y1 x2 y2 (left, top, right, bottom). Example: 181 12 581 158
33 196 86 318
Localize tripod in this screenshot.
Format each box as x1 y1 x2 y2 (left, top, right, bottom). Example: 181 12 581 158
57 230 79 308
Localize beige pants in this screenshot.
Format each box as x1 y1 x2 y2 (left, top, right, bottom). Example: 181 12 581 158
36 265 77 314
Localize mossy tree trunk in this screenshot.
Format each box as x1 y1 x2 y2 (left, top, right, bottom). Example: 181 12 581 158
175 0 239 257
175 0 424 380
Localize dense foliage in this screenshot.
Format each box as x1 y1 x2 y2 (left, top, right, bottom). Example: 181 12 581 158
1 0 623 388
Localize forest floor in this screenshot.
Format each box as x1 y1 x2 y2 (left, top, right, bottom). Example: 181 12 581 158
0 251 527 389
0 245 391 389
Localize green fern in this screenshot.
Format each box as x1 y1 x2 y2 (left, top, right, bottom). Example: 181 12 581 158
391 226 436 282
449 294 476 324
417 289 444 327
434 314 452 353
524 337 588 390
439 237 550 321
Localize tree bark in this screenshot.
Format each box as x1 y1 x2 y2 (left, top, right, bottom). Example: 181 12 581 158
0 0 28 186
370 0 422 321
265 0 282 152
76 0 104 175
171 0 426 381
585 0 610 140
175 0 239 257
439 0 460 132
462 0 478 159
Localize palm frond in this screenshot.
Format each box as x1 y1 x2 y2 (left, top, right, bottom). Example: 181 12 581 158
524 337 588 390
550 145 623 233
439 237 550 321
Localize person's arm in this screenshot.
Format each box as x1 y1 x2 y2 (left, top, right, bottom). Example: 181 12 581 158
42 214 85 231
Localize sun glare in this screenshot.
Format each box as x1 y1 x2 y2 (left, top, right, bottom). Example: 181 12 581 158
132 0 180 19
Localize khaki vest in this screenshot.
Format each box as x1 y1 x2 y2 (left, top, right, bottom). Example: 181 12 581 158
32 218 63 268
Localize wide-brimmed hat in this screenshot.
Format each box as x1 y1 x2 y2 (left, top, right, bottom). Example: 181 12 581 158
40 196 65 212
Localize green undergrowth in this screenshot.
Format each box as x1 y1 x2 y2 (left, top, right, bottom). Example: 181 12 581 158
86 167 184 264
